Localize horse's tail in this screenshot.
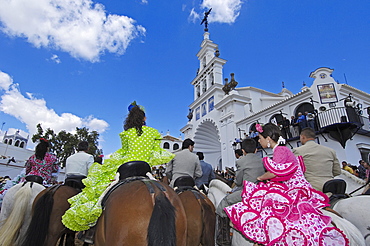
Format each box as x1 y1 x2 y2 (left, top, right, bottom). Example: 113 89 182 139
200 195 216 246
21 186 56 246
0 183 33 246
147 192 176 246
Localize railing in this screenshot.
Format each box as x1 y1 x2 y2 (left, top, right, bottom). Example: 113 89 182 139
316 107 364 129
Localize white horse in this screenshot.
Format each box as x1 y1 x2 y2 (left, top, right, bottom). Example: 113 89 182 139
208 179 366 246
0 181 45 246
333 171 370 245
335 170 367 196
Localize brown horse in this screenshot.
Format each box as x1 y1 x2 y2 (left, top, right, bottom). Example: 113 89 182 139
174 176 216 246
94 177 187 246
21 184 80 246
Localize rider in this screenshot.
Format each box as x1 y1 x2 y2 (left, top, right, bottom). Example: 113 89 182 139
64 141 94 189
215 138 264 246
165 138 202 187
25 138 59 186
225 123 348 245
62 102 175 234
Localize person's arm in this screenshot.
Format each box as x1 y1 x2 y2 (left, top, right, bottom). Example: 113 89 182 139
87 155 94 171
194 159 203 178
234 166 244 186
209 167 215 181
257 171 276 181
25 157 32 174
165 159 174 180
332 152 341 177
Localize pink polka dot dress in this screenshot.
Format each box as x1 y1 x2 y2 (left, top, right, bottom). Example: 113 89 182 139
225 146 348 245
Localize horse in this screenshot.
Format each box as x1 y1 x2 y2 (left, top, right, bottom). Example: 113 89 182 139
335 170 367 196
93 161 187 246
0 179 45 246
93 178 187 245
208 179 366 246
21 184 80 246
173 176 216 246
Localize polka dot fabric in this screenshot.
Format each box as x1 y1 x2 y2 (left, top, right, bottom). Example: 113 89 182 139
62 126 175 231
224 146 349 246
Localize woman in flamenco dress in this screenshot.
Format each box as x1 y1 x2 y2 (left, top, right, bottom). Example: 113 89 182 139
225 123 348 246
62 102 175 232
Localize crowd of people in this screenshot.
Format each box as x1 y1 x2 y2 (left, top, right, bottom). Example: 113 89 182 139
1 101 369 246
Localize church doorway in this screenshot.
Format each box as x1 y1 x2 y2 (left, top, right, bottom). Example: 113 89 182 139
193 120 221 170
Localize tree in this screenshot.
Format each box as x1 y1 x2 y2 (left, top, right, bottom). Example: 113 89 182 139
32 123 102 167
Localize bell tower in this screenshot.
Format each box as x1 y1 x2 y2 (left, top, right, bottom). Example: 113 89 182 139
192 32 226 101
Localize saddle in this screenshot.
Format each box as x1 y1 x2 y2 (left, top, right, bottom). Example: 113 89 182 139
174 175 200 194
65 174 87 190
322 179 349 205
117 160 151 180
101 161 157 208
25 175 44 185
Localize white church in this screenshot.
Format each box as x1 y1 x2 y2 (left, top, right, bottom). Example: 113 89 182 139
181 30 370 171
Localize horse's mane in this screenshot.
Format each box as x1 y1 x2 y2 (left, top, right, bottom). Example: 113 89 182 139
22 185 60 246
147 191 176 246
339 170 366 185
0 183 32 246
209 179 232 193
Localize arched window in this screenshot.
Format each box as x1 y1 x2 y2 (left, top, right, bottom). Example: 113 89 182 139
173 143 179 150
15 140 20 147
20 142 25 148
4 139 8 144
163 142 170 149
209 73 214 85
8 139 13 145
294 103 314 118
269 114 284 126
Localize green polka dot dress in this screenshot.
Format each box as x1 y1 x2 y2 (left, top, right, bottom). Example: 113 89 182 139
62 126 174 231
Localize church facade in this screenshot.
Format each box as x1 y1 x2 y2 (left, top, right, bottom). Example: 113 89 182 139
181 31 370 170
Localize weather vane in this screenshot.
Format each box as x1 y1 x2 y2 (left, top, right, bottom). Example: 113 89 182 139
200 8 212 32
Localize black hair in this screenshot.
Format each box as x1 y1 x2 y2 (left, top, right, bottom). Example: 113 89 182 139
94 156 103 164
124 106 146 136
234 149 243 157
241 138 257 154
260 123 283 144
35 139 50 160
196 152 204 160
182 138 194 149
77 141 89 151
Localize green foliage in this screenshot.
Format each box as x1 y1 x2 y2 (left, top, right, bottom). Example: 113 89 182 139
32 123 102 167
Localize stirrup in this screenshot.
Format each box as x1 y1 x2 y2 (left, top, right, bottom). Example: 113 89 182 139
77 227 95 244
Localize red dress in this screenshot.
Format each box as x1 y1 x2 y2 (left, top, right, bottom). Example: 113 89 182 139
25 152 59 184
225 146 348 245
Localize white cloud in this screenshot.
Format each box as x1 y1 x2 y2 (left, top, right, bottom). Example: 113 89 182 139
0 70 109 138
189 8 200 23
0 71 13 91
0 0 146 62
199 0 243 24
50 54 61 64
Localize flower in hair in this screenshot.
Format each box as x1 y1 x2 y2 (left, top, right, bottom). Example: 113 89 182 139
255 124 263 133
128 101 145 112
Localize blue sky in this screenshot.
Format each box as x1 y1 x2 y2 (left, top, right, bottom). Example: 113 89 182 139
0 0 370 156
